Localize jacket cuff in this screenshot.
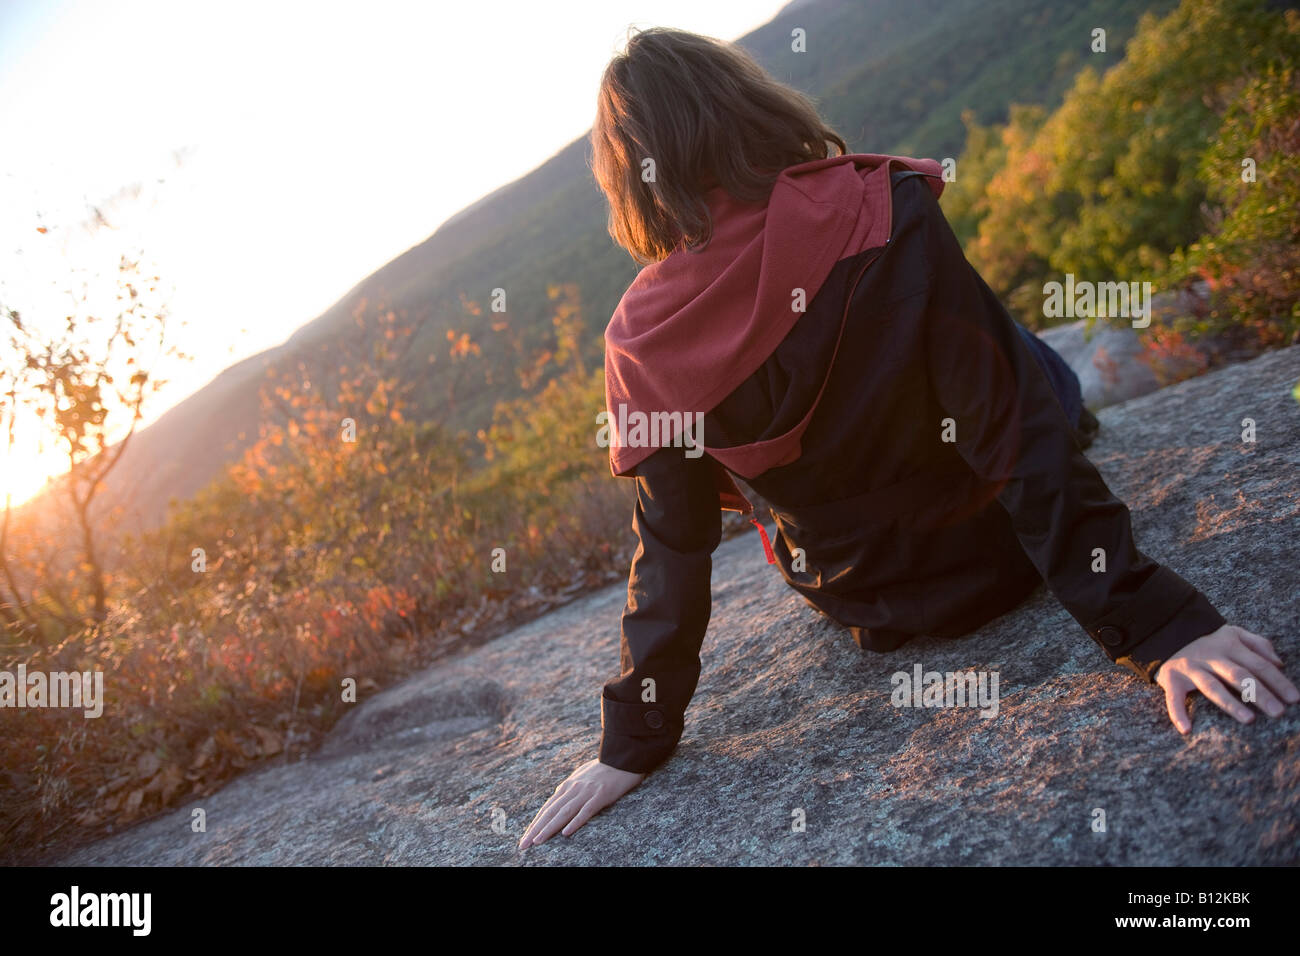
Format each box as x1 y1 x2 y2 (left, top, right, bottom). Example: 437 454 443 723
1116 590 1228 684
598 693 683 774
1083 565 1224 683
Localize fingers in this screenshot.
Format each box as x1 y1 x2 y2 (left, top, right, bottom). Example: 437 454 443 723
1207 656 1286 718
1225 646 1300 709
519 759 643 849
1162 671 1193 734
1160 626 1299 734
1187 668 1256 724
561 793 607 837
522 792 586 848
519 788 576 848
532 793 590 846
519 797 556 848
1235 628 1284 666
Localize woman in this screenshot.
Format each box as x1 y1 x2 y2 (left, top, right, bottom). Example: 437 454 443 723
519 27 1296 849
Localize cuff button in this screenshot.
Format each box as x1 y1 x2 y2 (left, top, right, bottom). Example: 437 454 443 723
1097 625 1125 648
644 710 664 730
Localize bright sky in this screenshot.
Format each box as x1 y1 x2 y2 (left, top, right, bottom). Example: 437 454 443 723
0 0 791 505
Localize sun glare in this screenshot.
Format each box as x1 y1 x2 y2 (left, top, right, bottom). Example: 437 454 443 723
0 413 68 508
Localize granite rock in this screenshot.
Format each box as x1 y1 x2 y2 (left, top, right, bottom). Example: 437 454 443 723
62 346 1300 866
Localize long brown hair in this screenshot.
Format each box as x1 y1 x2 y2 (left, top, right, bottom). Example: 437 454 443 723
590 26 848 265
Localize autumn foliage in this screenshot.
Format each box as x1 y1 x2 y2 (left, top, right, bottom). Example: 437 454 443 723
0 286 643 862
945 0 1300 351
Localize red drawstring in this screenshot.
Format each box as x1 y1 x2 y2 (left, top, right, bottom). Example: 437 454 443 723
750 517 777 565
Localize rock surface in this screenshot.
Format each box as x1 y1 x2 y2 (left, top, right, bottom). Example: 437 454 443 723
63 346 1300 866
1039 318 1163 409
1037 282 1218 410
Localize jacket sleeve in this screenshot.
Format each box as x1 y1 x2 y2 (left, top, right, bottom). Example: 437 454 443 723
599 445 721 773
915 180 1225 683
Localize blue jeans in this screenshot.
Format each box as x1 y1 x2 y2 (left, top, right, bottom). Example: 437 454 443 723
1014 324 1084 429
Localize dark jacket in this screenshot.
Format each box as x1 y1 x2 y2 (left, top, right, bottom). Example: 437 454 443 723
597 172 1227 775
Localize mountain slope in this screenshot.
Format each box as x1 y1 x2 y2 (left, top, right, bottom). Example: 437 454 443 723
80 0 1176 532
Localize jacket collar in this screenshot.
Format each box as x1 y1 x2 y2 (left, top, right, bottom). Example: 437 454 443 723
603 153 945 510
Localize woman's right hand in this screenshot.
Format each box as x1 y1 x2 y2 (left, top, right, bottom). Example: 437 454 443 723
519 758 646 849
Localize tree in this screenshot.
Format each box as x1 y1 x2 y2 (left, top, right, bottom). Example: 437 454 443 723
1 250 184 627
952 0 1298 326
1166 60 1300 346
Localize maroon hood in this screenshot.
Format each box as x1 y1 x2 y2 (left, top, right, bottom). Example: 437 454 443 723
603 152 944 511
